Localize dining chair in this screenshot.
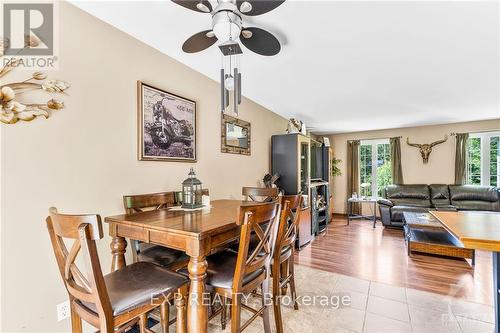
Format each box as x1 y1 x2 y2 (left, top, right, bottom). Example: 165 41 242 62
230 188 279 254
46 207 189 333
242 187 279 202
123 191 189 270
204 201 280 333
272 195 303 333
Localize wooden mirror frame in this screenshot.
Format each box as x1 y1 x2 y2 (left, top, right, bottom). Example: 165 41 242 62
221 114 251 155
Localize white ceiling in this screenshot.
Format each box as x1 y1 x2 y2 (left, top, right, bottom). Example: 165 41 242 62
71 0 499 134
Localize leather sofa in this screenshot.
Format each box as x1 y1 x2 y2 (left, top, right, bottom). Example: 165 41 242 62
378 184 500 228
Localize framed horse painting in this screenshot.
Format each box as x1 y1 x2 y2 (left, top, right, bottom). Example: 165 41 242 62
137 81 196 162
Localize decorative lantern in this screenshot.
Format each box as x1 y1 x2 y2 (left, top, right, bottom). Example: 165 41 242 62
182 168 203 209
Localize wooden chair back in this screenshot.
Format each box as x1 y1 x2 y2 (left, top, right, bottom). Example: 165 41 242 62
46 207 112 325
275 195 303 260
123 191 177 214
242 187 279 202
123 189 209 213
233 201 280 292
123 191 179 261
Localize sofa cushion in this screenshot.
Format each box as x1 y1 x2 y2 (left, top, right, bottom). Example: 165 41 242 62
433 205 457 211
449 185 500 211
429 184 451 207
391 205 434 222
384 185 431 207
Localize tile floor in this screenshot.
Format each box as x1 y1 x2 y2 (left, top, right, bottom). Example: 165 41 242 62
154 265 494 332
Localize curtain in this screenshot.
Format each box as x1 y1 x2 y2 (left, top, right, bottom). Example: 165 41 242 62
347 140 361 215
454 133 469 185
390 137 404 184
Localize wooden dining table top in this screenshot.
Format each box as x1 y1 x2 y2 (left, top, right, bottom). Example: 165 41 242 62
431 211 500 251
105 199 262 239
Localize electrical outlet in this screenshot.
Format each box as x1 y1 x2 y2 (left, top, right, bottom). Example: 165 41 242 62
56 300 70 322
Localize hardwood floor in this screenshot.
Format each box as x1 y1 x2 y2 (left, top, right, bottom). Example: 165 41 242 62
295 215 493 305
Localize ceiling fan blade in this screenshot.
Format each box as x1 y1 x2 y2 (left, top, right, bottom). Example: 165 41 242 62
240 27 281 56
172 0 213 13
182 30 218 53
237 0 285 16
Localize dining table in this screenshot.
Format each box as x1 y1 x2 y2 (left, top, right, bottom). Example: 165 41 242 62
104 199 246 333
431 211 500 333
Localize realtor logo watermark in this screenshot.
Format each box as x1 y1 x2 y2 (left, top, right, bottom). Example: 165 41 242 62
2 2 59 69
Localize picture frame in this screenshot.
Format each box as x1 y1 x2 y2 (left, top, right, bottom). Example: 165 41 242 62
323 137 330 147
221 114 251 155
137 81 196 162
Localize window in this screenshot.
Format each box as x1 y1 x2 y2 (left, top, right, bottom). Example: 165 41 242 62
359 139 392 197
467 137 481 185
466 132 500 186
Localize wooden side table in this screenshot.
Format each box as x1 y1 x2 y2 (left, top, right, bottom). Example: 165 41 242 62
347 197 378 228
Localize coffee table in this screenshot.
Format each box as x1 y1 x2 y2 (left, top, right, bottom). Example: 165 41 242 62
403 211 475 265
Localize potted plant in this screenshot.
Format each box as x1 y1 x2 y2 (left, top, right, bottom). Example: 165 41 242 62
331 157 342 177
329 157 342 215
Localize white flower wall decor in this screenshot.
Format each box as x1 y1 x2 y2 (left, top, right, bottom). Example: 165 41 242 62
0 36 70 124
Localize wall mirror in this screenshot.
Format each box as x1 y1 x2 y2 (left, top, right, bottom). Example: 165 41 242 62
221 114 251 155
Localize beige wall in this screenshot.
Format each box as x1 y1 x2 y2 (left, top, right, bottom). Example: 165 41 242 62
0 3 287 332
328 119 500 214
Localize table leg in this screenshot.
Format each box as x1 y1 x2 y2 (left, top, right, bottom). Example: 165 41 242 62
493 252 499 333
373 201 377 228
347 201 351 225
187 255 208 333
110 236 127 271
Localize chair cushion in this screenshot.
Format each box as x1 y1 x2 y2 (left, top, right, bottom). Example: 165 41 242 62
81 262 188 316
391 206 433 222
138 245 189 268
179 250 264 290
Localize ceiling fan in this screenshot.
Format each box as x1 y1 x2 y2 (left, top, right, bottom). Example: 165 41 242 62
172 0 285 56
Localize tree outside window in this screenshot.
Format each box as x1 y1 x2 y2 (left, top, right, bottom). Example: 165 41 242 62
467 133 500 186
360 140 392 198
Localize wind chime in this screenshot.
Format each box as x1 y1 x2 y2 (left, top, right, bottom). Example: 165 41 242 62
172 0 285 116
219 40 242 116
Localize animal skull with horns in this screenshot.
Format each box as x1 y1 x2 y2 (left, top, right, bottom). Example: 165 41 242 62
406 135 448 164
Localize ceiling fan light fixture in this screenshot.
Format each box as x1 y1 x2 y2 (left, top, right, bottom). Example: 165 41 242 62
196 2 210 13
212 11 242 42
239 1 253 13
213 21 241 42
206 31 215 38
241 30 253 39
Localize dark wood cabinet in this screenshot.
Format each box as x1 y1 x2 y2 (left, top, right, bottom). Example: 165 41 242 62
271 133 310 195
297 207 312 248
271 134 332 248
271 134 311 249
